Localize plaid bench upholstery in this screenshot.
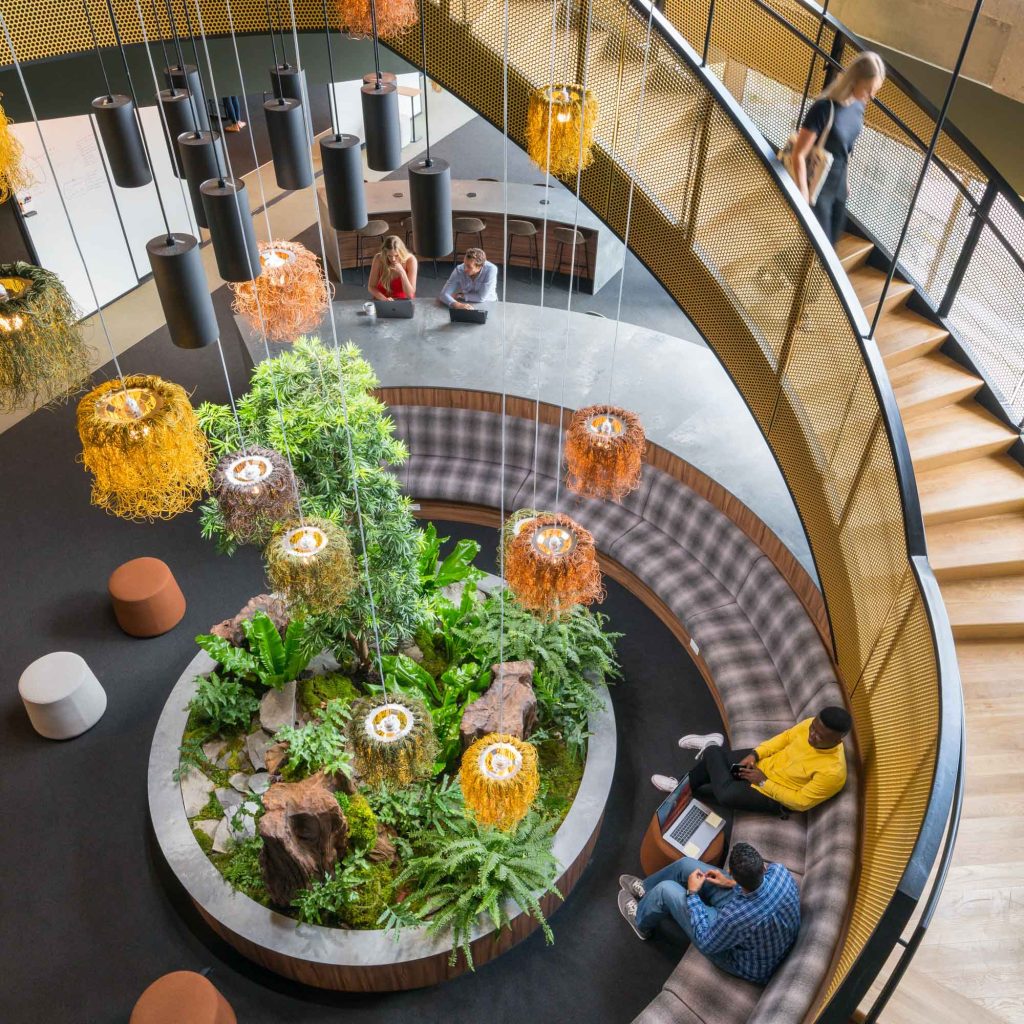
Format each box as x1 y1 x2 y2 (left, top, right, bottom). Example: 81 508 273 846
388 406 858 1024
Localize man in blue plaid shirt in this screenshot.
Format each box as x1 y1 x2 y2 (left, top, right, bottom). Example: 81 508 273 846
618 842 800 984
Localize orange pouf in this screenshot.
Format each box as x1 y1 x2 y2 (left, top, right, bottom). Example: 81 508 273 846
130 971 236 1024
108 557 186 637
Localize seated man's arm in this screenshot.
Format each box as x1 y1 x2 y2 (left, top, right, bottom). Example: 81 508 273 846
686 894 741 956
754 721 801 760
439 267 461 306
754 764 846 811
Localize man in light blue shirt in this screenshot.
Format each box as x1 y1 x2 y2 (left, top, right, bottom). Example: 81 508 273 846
439 247 498 308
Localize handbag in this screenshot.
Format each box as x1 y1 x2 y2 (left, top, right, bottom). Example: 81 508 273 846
779 100 835 207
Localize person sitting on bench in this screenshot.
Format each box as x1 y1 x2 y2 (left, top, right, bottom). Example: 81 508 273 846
617 842 800 984
651 707 851 815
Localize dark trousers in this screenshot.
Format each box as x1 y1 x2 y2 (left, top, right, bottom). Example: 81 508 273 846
813 168 848 246
223 96 241 125
688 745 782 816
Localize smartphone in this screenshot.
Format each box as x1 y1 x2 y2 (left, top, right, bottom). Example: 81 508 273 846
730 762 745 777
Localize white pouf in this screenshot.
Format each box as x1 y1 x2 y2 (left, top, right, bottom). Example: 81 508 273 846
18 651 107 739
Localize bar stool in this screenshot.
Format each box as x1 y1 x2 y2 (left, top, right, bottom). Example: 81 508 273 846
507 219 540 282
549 226 592 291
453 216 486 261
354 220 389 285
401 215 414 249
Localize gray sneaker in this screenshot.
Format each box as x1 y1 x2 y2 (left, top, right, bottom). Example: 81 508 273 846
618 889 649 940
619 873 646 899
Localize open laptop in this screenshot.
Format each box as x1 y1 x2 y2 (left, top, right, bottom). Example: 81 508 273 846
449 306 488 324
656 775 726 858
374 299 414 319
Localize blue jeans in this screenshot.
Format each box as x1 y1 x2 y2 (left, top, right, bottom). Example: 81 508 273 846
635 856 736 973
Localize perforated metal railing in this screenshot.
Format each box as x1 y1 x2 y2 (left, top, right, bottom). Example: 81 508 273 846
663 0 1024 426
0 1 962 1020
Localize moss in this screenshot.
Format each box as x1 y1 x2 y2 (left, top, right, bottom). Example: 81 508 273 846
337 792 378 852
192 825 214 855
298 672 360 715
215 837 270 906
193 791 224 822
537 738 584 826
340 860 393 929
413 626 448 679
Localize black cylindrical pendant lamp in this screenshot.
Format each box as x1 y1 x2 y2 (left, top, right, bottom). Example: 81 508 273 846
146 233 219 349
361 82 402 172
264 97 313 190
270 63 306 102
163 64 211 130
201 177 262 282
320 134 367 232
178 131 224 229
158 89 197 177
92 94 152 189
409 158 453 258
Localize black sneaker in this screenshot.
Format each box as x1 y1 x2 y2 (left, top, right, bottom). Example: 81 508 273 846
618 890 649 940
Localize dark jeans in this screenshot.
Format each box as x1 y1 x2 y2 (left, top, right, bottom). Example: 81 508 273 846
813 165 848 246
688 745 782 816
223 96 241 125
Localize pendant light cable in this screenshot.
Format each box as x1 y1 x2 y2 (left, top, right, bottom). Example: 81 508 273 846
607 0 655 404
82 1 114 101
162 0 204 133
553 0 594 515
498 0 511 669
417 0 432 164
0 11 126 390
148 0 174 82
369 0 383 88
284 0 388 689
321 0 341 139
264 0 283 96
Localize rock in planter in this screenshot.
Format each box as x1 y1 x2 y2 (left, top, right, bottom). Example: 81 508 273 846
193 819 219 841
212 816 235 854
260 680 297 734
258 772 349 907
215 786 243 814
229 772 250 793
210 593 291 646
264 741 290 777
202 738 227 764
248 771 272 795
180 767 215 817
460 660 538 749
246 730 272 771
228 800 261 842
398 641 424 663
369 826 397 865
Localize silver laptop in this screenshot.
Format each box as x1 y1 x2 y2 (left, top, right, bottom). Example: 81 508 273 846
658 778 726 857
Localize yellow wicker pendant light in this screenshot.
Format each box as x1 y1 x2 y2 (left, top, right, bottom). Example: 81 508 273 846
564 405 645 501
211 446 301 546
504 512 604 619
0 262 92 413
77 374 210 521
230 241 331 343
348 693 438 786
335 0 418 38
460 733 539 831
525 84 597 178
0 94 32 203
264 517 357 614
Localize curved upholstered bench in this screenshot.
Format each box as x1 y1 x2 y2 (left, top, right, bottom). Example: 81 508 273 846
387 404 858 1024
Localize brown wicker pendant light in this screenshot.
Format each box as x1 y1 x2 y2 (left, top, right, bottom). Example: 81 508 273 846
564 405 645 501
211 447 301 546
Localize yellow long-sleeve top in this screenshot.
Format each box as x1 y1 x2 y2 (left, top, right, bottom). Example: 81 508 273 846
752 718 847 812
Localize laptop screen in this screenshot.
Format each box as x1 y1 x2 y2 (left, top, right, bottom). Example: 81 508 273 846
656 775 693 829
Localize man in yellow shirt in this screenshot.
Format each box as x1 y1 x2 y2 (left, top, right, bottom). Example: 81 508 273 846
654 708 850 816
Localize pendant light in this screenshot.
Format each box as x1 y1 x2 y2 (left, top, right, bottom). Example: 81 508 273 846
0 262 92 413
360 0 402 171
0 96 31 203
526 84 597 178
505 512 604 619
348 693 438 786
212 446 301 545
407 0 452 258
460 733 539 831
230 240 330 342
319 0 367 231
83 1 151 188
162 64 210 131
337 0 418 38
203 177 261 282
178 130 224 229
565 405 645 501
265 518 358 614
78 374 211 520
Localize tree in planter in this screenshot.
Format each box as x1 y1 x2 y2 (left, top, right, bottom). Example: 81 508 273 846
197 338 422 667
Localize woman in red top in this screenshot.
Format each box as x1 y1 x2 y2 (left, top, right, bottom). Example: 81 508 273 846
368 235 418 301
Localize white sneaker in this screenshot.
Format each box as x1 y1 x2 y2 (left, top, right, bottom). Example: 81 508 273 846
651 774 679 792
678 732 724 757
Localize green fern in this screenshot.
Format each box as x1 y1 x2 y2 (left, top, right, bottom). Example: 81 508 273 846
188 672 260 733
276 698 353 779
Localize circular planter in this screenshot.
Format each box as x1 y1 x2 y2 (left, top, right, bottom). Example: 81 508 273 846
148 653 616 991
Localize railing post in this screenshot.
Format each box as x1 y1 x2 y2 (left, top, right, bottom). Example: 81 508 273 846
937 178 997 318
701 0 715 66
797 0 831 126
869 0 986 339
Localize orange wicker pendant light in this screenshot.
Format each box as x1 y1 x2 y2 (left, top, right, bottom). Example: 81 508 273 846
504 511 604 619
335 0 418 38
230 241 331 343
564 405 645 501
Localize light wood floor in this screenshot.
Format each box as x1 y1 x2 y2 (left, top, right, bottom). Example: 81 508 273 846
840 234 1024 1023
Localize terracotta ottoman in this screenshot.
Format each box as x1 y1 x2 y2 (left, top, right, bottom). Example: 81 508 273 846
130 971 236 1024
108 557 186 637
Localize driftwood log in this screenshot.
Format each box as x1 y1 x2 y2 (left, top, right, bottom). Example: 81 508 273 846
459 660 538 749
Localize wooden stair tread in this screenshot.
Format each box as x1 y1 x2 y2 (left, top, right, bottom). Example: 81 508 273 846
873 307 949 368
955 639 1024 691
849 264 915 313
904 401 1016 472
918 455 1024 525
890 353 982 414
941 574 1024 638
929 513 1024 580
836 232 873 271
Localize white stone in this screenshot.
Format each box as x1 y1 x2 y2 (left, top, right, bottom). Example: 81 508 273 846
202 738 227 763
259 679 297 734
180 767 215 817
228 800 260 842
248 771 272 794
193 819 219 840
229 772 250 793
212 816 235 854
246 730 272 771
215 786 243 813
18 651 107 740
